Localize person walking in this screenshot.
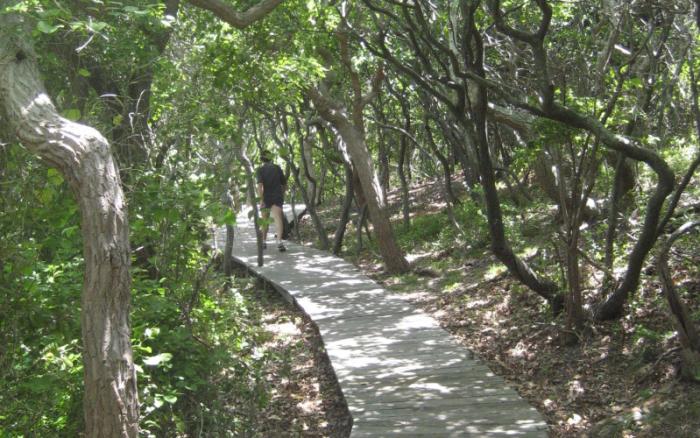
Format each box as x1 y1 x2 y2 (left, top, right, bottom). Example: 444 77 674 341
256 150 287 252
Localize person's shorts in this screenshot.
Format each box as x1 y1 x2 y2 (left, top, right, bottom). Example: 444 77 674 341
262 197 283 209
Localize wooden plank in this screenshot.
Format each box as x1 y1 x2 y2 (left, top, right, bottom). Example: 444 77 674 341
349 395 537 415
341 381 521 406
330 354 487 380
351 404 546 436
351 420 547 438
293 297 415 322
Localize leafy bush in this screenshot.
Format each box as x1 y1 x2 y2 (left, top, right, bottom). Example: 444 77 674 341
0 156 277 436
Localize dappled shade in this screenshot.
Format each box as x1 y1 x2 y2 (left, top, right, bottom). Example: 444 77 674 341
214 207 547 436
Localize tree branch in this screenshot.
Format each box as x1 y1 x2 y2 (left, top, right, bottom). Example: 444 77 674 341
186 0 285 28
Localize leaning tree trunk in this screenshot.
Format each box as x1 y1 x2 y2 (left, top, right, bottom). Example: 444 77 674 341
308 89 409 274
333 161 354 255
459 14 563 313
0 12 138 437
223 190 236 278
657 221 700 381
235 144 264 267
468 110 563 313
337 122 408 273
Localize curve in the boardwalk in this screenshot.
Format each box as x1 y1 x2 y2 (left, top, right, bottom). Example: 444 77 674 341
214 206 548 437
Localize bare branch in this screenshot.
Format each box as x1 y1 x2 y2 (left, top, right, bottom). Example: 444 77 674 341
186 0 285 28
360 64 385 107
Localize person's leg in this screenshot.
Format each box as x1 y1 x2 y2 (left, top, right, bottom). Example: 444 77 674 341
270 204 285 250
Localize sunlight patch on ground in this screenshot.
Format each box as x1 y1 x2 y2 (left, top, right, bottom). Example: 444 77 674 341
297 399 321 414
465 299 491 310
405 250 434 263
443 282 461 293
568 379 585 401
484 264 506 281
266 322 300 337
517 246 539 258
508 341 531 359
395 313 437 330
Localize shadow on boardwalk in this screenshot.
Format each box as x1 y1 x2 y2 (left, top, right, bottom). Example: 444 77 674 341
214 207 549 437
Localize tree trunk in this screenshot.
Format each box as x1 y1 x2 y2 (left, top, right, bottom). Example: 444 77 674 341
397 133 411 231
373 99 391 200
223 191 235 278
469 113 563 313
356 204 369 253
301 127 317 204
464 28 563 313
337 122 408 273
657 221 700 381
333 161 354 255
235 144 263 266
603 153 626 288
424 118 459 206
290 157 329 249
317 158 327 205
295 122 329 249
0 12 139 436
396 90 413 230
308 89 409 273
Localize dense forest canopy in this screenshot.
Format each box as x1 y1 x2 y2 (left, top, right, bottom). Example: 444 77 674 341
1 0 700 435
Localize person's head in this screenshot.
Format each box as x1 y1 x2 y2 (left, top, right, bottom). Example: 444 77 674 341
260 150 272 163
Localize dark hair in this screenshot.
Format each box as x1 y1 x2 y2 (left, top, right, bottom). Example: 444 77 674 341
260 150 272 162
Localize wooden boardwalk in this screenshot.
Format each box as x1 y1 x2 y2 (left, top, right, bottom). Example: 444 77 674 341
215 207 548 437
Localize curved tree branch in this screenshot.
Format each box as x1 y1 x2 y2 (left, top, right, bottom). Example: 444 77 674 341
186 0 285 28
490 0 675 319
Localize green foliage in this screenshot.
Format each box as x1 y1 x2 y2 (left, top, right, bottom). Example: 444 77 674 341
398 212 447 246
0 149 84 436
395 199 488 252
454 200 489 247
132 274 275 437
0 145 275 435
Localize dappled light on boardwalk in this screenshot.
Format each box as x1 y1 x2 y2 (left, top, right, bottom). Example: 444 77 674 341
215 206 548 436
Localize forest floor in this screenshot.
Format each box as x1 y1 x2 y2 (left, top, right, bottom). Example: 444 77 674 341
244 276 351 437
253 177 700 437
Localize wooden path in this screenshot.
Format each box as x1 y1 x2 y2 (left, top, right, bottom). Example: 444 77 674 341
214 206 548 437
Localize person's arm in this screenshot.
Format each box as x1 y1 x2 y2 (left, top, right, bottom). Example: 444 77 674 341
256 167 265 207
257 183 264 206
280 166 288 194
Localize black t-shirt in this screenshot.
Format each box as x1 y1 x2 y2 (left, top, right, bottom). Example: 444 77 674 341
256 162 287 205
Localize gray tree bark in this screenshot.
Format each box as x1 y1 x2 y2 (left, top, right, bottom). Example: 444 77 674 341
657 221 700 381
0 10 138 437
308 88 409 274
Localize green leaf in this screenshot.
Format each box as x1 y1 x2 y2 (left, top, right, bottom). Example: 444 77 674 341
63 109 81 121
38 187 55 203
47 168 64 186
123 5 149 15
37 21 62 34
143 352 173 367
90 21 107 32
628 77 643 88
77 68 91 78
162 394 177 404
61 225 79 237
216 209 236 226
